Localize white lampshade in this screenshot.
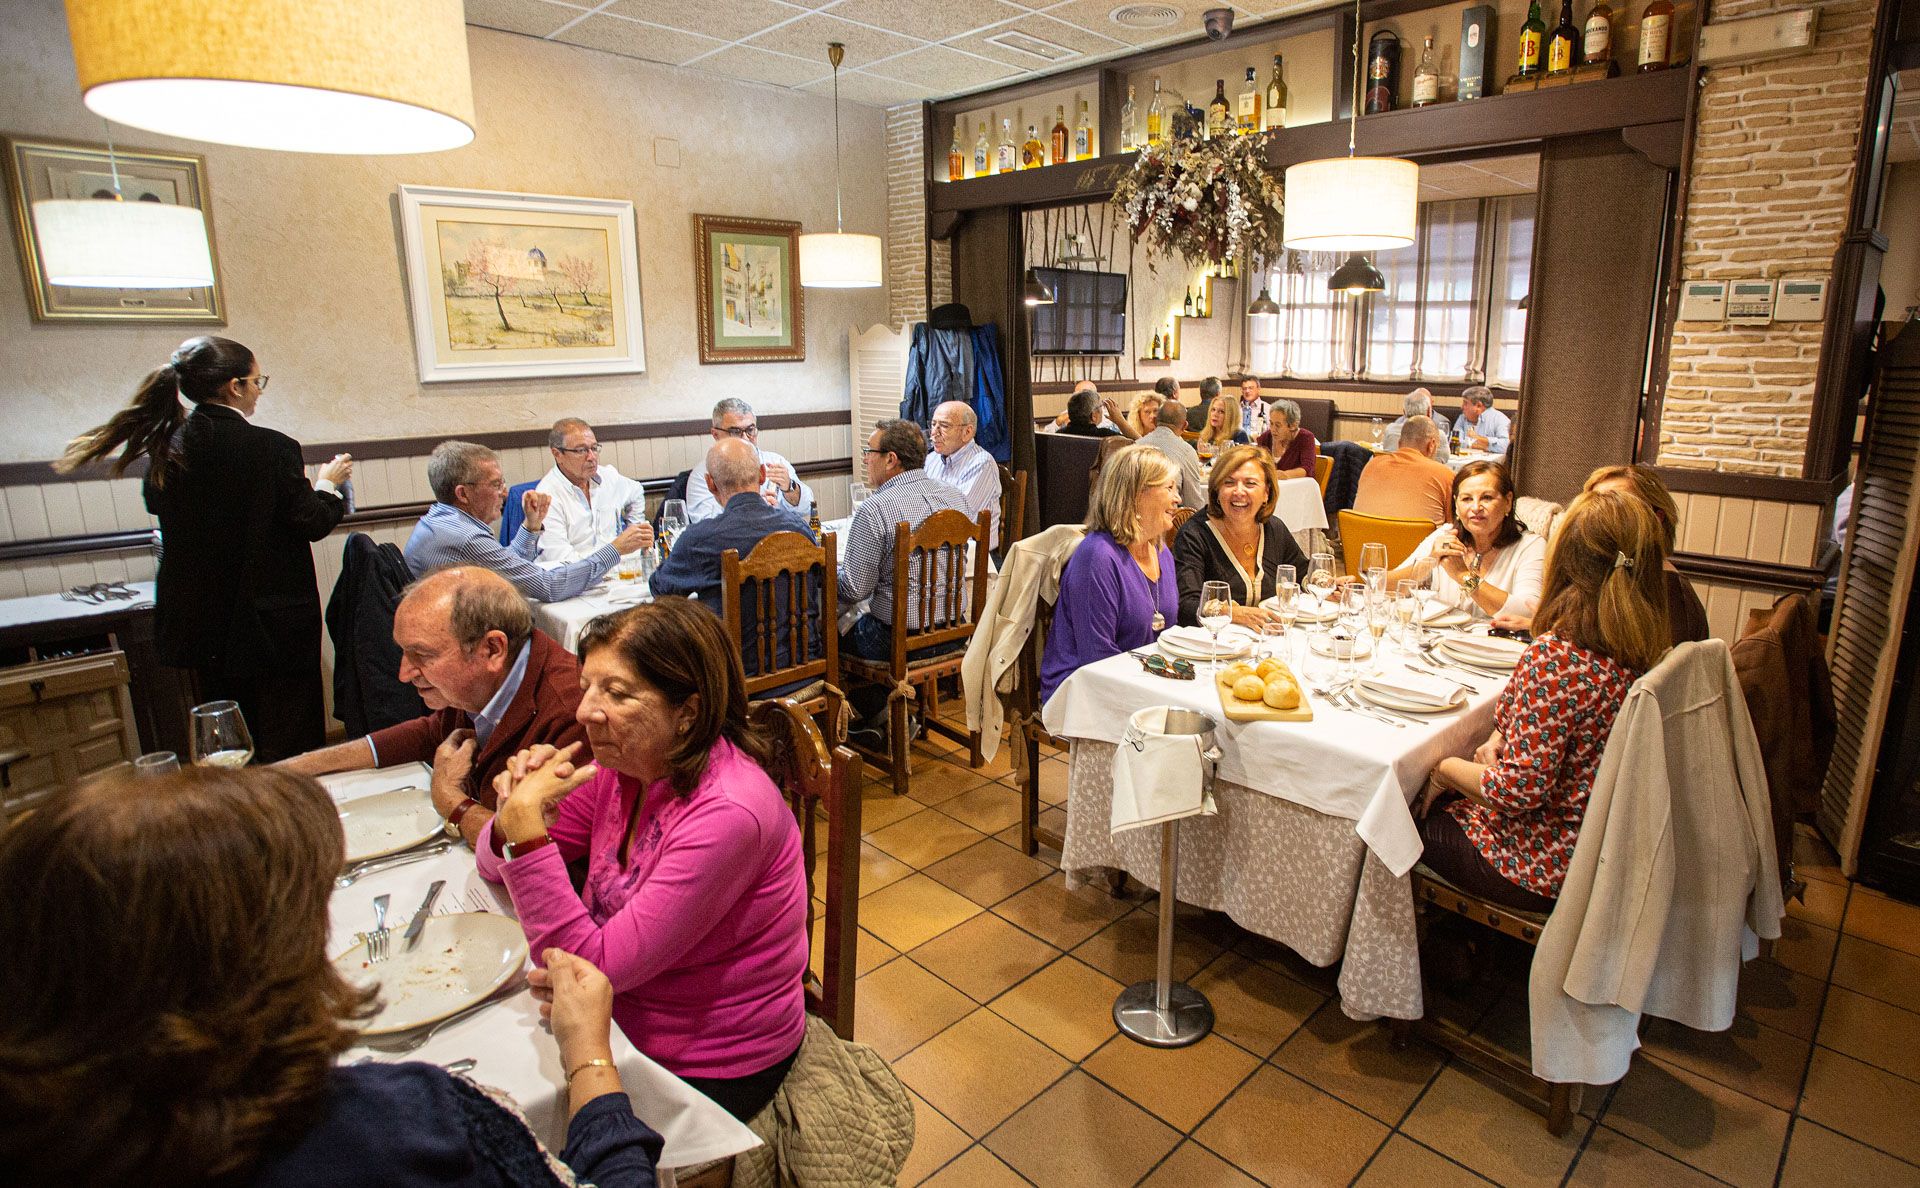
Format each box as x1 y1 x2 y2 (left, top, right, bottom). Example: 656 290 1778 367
1283 156 1419 252
65 0 475 154
799 232 883 289
32 199 215 287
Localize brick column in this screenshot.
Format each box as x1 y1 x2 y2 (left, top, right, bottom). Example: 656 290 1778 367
886 102 953 331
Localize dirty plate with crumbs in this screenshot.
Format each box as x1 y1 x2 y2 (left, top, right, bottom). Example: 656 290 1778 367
334 913 529 1036
338 786 443 865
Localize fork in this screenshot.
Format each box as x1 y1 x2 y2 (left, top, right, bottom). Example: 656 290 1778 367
1405 659 1487 694
1335 689 1413 727
364 976 526 1054
363 894 392 963
336 839 454 889
1310 681 1404 728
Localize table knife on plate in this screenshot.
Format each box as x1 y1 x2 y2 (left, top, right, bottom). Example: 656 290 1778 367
402 880 445 950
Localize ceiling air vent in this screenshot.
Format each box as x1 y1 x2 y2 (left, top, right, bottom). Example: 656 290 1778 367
1109 4 1182 30
985 29 1077 62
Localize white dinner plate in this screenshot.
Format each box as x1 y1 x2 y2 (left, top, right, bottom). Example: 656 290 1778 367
1160 636 1254 661
335 913 529 1036
1310 633 1372 658
339 787 443 865
1438 634 1527 671
1260 595 1340 622
1353 682 1468 714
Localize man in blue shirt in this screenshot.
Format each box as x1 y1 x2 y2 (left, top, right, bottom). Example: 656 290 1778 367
1456 386 1512 455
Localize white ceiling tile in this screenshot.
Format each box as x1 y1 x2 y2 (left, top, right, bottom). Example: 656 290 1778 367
829 0 1028 42
553 13 731 63
463 0 589 38
691 44 835 88
798 68 939 106
743 12 924 70
602 0 806 43
863 44 1025 91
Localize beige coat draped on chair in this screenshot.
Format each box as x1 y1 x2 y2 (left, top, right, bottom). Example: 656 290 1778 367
961 523 1086 761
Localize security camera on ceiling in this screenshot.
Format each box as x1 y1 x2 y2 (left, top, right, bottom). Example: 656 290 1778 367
1203 7 1234 40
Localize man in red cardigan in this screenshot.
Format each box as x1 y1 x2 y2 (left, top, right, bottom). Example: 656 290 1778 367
280 567 585 847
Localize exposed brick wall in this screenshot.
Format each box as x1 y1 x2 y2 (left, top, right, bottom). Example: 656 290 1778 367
1655 0 1877 476
885 103 952 331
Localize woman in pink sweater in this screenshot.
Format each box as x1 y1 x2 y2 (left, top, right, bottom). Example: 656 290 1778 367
478 597 808 1122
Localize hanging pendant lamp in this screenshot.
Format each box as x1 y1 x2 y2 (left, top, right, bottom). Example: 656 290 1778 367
799 43 883 288
64 0 475 155
32 126 214 288
1022 268 1056 306
1329 252 1387 295
1282 0 1417 259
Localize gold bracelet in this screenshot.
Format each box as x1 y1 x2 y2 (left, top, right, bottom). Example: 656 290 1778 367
566 1057 615 1085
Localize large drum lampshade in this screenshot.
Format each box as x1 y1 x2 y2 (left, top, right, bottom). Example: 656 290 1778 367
1282 156 1419 253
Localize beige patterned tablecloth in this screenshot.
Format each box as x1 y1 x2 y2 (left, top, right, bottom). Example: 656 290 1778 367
1061 739 1424 1021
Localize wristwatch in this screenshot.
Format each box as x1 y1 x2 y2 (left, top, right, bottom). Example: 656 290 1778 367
443 797 479 840
1461 574 1483 594
503 833 555 862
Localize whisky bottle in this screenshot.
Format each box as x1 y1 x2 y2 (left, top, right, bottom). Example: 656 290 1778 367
1637 0 1672 71
1050 105 1070 164
974 119 990 175
1073 99 1093 159
1412 37 1439 105
1237 67 1261 134
1264 55 1288 130
1518 0 1545 76
1207 79 1230 138
1184 287 1195 316
1583 2 1614 64
1146 77 1165 145
1120 85 1138 151
1547 0 1579 72
996 118 1016 173
948 120 964 181
1022 123 1045 169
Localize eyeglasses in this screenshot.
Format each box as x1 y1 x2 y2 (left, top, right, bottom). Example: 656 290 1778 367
555 444 601 455
246 374 271 391
860 447 889 456
719 424 759 439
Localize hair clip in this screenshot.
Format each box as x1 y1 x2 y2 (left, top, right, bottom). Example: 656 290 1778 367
1613 550 1634 571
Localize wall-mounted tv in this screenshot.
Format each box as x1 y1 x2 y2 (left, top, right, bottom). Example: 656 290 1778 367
1030 267 1127 356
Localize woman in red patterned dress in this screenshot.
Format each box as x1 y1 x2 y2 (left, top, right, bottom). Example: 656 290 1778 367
1415 491 1673 912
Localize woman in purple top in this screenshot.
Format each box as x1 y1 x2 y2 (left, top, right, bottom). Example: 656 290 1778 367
481 597 809 1123
1041 445 1183 702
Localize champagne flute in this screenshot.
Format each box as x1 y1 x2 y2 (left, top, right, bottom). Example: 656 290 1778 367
1199 580 1233 672
1393 579 1420 648
190 700 254 768
1366 585 1392 671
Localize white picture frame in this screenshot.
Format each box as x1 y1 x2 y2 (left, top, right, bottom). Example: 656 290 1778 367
397 184 646 383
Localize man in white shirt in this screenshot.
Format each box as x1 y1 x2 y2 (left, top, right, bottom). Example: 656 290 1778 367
1042 380 1136 438
1456 386 1511 454
686 397 815 523
1137 395 1207 510
531 418 654 566
925 400 1003 549
1238 376 1271 440
1383 388 1453 463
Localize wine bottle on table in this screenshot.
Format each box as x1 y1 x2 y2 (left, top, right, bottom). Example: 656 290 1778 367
1637 0 1673 71
1547 0 1580 72
1518 0 1546 77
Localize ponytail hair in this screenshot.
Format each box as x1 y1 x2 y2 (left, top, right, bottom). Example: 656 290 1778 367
54 336 255 487
1533 490 1671 673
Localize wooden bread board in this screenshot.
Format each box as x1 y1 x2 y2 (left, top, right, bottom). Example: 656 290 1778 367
1215 675 1314 723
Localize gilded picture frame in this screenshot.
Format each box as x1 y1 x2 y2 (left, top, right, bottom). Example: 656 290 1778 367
4 134 224 323
692 214 804 364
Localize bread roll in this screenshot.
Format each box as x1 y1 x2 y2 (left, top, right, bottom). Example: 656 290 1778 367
1222 661 1257 685
1233 675 1266 702
1254 658 1283 680
1262 674 1301 709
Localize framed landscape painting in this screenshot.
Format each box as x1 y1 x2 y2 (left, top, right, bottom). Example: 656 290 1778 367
692 214 803 364
397 184 645 383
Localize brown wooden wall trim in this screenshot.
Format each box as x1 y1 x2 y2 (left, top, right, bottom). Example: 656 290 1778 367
1653 465 1846 505
0 410 853 487
1672 551 1829 590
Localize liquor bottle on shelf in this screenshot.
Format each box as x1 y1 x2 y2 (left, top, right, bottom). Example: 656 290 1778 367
1149 330 1162 359
948 120 964 181
1518 0 1546 77
1237 67 1261 134
1021 123 1044 169
1120 85 1138 151
1584 2 1614 66
1184 287 1195 316
1050 105 1070 164
974 119 990 175
1146 77 1165 145
1365 31 1400 113
1264 54 1288 130
1637 0 1672 71
1074 98 1093 159
1412 37 1439 105
996 118 1016 173
1207 79 1230 138
1547 0 1580 72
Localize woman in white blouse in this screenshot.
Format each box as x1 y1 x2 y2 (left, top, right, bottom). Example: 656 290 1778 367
1380 460 1545 622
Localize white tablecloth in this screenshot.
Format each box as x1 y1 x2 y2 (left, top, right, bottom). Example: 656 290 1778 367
322 764 761 1169
1272 475 1328 540
0 580 155 630
530 580 652 652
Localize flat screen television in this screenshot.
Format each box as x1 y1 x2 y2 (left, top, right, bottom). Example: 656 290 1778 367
1029 267 1127 356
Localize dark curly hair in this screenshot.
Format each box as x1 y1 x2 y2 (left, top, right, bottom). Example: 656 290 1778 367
0 765 376 1187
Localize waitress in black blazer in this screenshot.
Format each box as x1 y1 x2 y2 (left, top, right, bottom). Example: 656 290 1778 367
1174 444 1310 629
58 337 353 761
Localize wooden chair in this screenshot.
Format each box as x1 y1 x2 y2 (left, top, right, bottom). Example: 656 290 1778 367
1314 454 1333 500
1336 509 1434 574
720 531 845 742
1168 506 1197 543
841 510 993 797
1011 596 1065 856
997 463 1028 555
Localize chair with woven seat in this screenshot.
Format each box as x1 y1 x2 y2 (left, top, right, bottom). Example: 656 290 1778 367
841 509 992 797
1337 508 1434 574
720 530 843 741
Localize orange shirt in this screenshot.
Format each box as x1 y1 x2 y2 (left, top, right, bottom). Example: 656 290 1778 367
1352 448 1456 525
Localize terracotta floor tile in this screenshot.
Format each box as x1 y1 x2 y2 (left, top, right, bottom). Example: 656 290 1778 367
989 955 1125 1062
968 741 1018 781
1069 910 1224 987
852 956 976 1062
923 838 1054 907
1187 951 1325 1058
1400 1064 1589 1188
1037 757 1069 806
911 912 1060 1003
992 822 1063 869
1792 823 1844 884
1831 933 1920 1015
1080 1032 1260 1131
1192 1065 1389 1185
917 1144 1029 1187
1787 877 1849 930
894 1008 1071 1138
984 1070 1181 1187
1601 1055 1790 1187
866 808 988 869
936 783 1025 835
1735 955 1827 1040
858 874 984 952
1818 984 1920 1082
1039 804 1068 836
1355 1134 1496 1187
1771 915 1840 981
844 840 915 897
1137 1140 1264 1187
808 919 897 980
898 1089 973 1187
858 788 928 835
1570 1126 1728 1188
1639 1014 1812 1111
1842 888 1920 958
1273 1002 1446 1124
1779 1118 1920 1188
993 872 1134 950
905 760 994 807
1800 1047 1920 1166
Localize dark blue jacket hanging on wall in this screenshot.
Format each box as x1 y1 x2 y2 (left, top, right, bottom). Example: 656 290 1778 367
902 303 1009 462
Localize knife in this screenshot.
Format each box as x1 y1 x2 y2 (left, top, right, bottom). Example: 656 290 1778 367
402 880 445 950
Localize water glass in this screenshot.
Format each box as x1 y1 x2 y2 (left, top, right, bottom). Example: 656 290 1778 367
1394 579 1420 646
1199 580 1233 670
189 700 254 768
1370 418 1386 447
1366 586 1392 669
1305 551 1336 614
132 751 180 776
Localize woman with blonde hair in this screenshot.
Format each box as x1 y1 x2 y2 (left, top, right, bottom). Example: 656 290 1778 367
1174 445 1308 629
1582 463 1709 645
1416 490 1671 912
1040 444 1182 700
1124 390 1162 438
1196 394 1251 454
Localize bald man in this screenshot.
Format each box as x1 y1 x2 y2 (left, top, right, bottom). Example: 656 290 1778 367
277 567 586 847
925 400 1003 548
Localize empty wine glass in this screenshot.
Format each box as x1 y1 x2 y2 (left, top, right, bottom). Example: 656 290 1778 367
1199 580 1233 671
132 751 180 776
190 700 253 768
1360 542 1389 588
659 498 688 552
1370 418 1386 447
1305 551 1336 619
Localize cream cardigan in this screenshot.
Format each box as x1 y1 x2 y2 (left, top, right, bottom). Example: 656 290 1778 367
961 524 1087 762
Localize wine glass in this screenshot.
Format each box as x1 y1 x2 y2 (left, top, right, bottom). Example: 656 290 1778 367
190 700 254 768
1370 418 1386 447
1394 579 1420 648
1199 580 1233 671
1305 551 1336 618
660 498 689 553
1360 543 1389 588
848 481 872 516
132 751 180 776
1366 585 1392 671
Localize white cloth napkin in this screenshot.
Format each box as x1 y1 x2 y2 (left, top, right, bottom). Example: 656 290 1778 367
1442 633 1528 663
1109 706 1219 835
1159 626 1253 657
1419 597 1463 624
1356 669 1462 708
